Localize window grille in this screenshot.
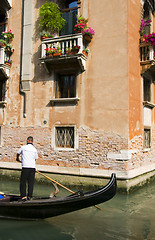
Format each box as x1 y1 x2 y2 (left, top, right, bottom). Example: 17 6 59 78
55 127 74 148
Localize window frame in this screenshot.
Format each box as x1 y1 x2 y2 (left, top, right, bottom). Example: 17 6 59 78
55 72 77 99
143 127 151 149
143 78 151 102
52 125 78 150
59 0 80 36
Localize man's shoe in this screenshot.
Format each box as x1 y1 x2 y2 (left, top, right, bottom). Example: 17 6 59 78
18 196 27 202
27 197 32 201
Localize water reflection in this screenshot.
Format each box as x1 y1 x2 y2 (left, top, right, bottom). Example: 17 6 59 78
0 179 155 240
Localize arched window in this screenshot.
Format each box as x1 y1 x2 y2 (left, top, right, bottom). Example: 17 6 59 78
60 1 79 36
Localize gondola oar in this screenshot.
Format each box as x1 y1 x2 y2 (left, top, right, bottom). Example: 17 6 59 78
36 169 102 210
36 170 74 193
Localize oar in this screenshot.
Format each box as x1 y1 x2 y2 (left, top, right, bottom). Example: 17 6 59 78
36 170 74 194
35 170 101 210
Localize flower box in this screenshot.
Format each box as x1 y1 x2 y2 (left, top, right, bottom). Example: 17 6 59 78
82 50 88 57
53 52 61 57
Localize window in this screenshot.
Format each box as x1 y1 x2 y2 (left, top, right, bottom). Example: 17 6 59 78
55 126 74 148
144 128 151 148
55 74 76 98
144 78 151 102
143 1 151 35
60 1 78 35
0 16 7 39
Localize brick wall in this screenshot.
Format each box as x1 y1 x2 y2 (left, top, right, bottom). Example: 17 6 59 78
0 126 128 171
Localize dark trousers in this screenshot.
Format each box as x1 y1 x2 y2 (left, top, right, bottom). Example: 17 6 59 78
20 168 35 198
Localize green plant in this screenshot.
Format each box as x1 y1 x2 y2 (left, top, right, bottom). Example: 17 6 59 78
83 48 89 53
72 45 80 51
40 31 54 38
0 39 7 46
5 44 14 53
2 30 14 43
39 2 66 33
77 16 88 24
45 47 61 56
140 19 151 36
74 16 88 32
82 27 95 38
5 59 12 64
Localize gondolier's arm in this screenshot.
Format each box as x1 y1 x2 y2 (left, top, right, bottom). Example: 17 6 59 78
16 153 21 163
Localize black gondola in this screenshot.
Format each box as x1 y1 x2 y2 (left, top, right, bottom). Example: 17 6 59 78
0 173 116 220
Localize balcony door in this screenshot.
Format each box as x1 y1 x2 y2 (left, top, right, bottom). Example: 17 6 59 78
60 1 78 36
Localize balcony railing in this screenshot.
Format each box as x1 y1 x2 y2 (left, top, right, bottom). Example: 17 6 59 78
0 47 11 79
40 33 88 72
41 33 85 58
140 43 154 62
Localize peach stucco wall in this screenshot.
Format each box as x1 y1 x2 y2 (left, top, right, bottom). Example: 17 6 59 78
83 0 129 138
3 0 144 142
128 0 143 140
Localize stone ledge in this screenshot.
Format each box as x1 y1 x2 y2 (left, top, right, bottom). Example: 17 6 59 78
107 149 137 161
0 161 155 180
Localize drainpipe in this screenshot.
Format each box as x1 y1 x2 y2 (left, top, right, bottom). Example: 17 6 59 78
19 0 26 118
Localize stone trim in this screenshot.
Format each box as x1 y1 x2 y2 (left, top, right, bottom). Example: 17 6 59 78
107 149 137 161
0 162 155 180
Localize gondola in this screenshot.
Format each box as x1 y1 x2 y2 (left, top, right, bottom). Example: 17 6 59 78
0 173 116 220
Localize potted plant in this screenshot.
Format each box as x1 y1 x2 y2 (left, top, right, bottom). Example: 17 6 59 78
139 19 151 43
0 39 7 47
82 48 89 57
40 31 54 39
2 30 14 43
45 47 62 57
71 45 80 54
39 2 66 34
5 44 14 55
66 47 72 55
52 47 61 56
82 27 95 42
5 59 12 66
74 16 88 33
45 47 54 57
144 32 155 46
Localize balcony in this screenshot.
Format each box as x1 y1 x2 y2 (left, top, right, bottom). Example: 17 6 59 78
0 0 12 14
0 47 11 80
140 42 155 77
40 33 88 73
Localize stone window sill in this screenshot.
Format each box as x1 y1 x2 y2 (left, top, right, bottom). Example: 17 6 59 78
143 101 155 108
50 97 80 105
143 148 151 152
0 101 7 107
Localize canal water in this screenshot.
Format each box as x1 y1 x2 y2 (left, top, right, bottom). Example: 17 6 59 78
0 178 155 240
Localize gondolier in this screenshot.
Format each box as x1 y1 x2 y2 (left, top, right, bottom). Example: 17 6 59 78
16 136 38 201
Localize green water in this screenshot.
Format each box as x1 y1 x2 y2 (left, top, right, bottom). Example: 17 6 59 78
0 179 155 240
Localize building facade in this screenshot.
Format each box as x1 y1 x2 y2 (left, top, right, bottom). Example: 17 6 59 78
0 0 155 189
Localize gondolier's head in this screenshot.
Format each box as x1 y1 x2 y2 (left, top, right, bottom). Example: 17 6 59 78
27 136 33 144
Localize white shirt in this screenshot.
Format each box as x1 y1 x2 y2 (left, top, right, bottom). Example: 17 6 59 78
17 143 38 168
